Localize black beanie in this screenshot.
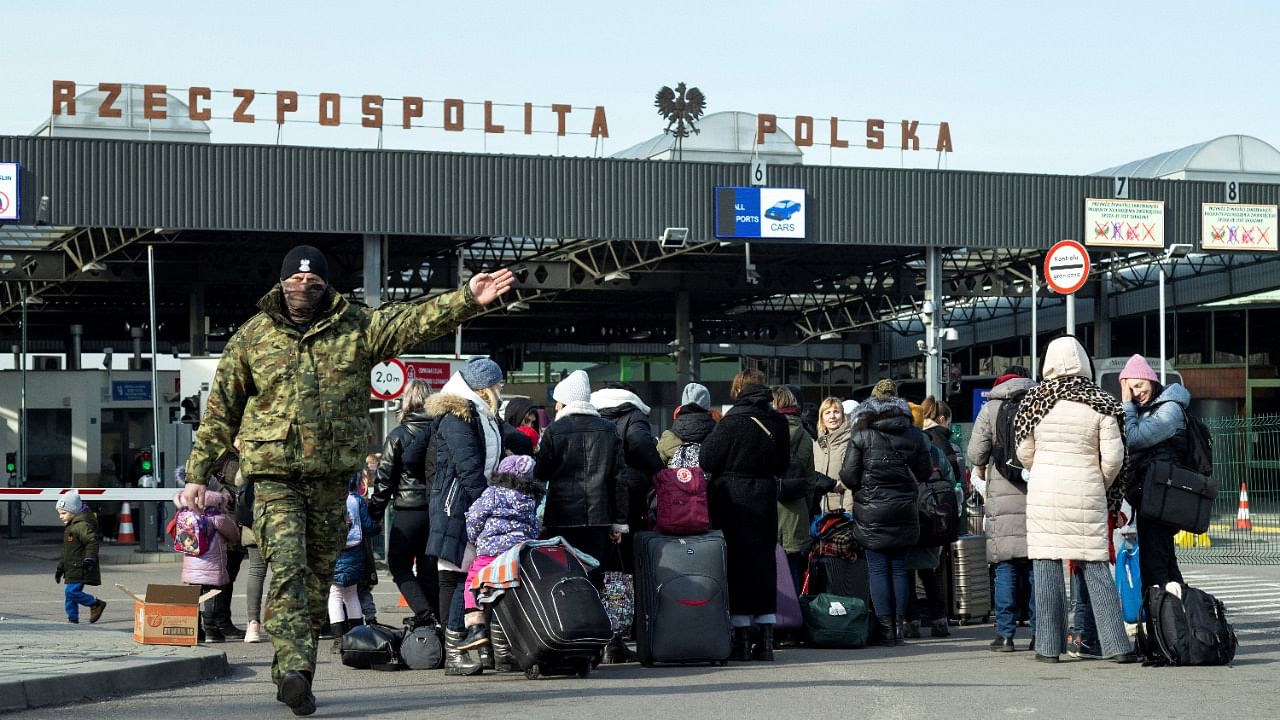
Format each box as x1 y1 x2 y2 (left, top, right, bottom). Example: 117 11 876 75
280 245 329 282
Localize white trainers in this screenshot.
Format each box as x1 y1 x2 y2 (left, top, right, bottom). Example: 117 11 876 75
244 620 263 643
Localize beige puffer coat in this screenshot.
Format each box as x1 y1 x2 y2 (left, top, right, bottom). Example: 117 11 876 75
1016 338 1124 562
814 421 851 511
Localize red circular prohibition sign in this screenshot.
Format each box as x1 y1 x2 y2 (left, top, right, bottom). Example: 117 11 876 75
1044 239 1091 295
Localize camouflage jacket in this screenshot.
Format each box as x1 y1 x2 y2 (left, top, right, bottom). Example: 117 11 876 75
185 284 478 485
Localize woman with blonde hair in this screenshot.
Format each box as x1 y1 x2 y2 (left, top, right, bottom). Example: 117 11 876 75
368 379 438 628
426 358 506 674
814 397 852 511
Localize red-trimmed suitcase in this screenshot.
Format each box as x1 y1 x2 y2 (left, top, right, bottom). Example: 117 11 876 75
489 542 613 679
633 530 731 665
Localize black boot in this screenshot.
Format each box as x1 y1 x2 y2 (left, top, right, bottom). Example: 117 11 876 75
490 620 515 672
875 616 896 647
751 623 775 661
444 628 484 676
730 627 752 661
202 614 226 643
601 632 639 664
318 622 343 641
276 669 316 717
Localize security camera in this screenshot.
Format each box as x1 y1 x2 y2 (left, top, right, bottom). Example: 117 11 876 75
916 339 927 353
939 328 959 342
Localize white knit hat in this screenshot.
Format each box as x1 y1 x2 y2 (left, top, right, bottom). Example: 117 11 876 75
553 370 592 405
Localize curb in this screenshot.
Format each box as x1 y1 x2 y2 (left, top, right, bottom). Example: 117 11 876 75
0 648 229 712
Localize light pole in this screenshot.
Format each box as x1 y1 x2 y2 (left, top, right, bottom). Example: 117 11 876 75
1158 244 1193 384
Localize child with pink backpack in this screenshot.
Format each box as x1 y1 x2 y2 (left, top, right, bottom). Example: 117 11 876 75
172 468 240 642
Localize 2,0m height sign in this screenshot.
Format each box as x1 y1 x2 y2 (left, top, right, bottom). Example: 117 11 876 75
1044 239 1090 294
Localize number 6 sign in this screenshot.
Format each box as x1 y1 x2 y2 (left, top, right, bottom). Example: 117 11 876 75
370 358 408 400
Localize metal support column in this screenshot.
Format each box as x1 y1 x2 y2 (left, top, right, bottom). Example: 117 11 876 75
675 291 691 388
1094 275 1111 358
363 234 383 310
924 247 943 400
188 284 206 356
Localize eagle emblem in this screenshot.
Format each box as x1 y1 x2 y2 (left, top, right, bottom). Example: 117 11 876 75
655 82 706 159
299 258 312 273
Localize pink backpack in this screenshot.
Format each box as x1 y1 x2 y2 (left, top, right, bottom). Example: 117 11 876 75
172 507 213 557
651 444 710 536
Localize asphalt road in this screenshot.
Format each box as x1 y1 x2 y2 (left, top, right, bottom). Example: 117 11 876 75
2 544 1278 720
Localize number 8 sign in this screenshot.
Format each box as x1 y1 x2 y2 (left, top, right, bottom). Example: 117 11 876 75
370 358 408 400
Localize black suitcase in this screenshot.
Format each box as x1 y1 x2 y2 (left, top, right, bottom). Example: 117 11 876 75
633 530 731 666
489 541 613 679
806 554 872 606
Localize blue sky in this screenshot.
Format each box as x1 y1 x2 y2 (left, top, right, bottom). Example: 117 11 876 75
4 1 1278 174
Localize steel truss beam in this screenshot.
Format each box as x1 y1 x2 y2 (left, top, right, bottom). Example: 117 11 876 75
0 227 162 325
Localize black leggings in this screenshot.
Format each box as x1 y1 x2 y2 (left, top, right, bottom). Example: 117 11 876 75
1137 518 1184 589
387 508 439 620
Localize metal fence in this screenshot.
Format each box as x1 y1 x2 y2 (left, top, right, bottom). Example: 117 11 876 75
1177 414 1280 564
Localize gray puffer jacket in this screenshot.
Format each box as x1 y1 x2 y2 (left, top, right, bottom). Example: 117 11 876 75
967 376 1036 563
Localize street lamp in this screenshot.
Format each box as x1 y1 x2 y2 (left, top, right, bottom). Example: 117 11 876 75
1157 244 1194 384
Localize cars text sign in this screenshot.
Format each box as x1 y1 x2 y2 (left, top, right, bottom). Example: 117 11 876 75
714 187 806 240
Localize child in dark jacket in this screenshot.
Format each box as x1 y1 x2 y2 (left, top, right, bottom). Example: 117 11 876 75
327 475 378 640
55 490 107 623
459 454 544 650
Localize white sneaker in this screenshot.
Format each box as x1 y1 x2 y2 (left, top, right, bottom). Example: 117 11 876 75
244 620 263 643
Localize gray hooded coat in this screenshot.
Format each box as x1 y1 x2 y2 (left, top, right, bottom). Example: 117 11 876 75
967 376 1036 563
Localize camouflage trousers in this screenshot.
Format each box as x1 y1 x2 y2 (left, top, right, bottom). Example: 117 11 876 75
253 477 348 684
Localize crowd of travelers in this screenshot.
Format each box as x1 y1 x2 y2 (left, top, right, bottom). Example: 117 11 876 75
159 333 1200 678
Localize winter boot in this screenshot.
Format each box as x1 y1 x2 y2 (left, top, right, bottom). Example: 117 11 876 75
751 623 775 661
930 618 951 638
490 621 515 672
443 628 484 676
276 669 316 717
902 619 922 639
202 614 226 643
874 616 897 647
730 626 752 661
601 632 639 664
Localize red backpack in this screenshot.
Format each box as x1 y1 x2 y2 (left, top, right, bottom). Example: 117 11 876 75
650 444 710 536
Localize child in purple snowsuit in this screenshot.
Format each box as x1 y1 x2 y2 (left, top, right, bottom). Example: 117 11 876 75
459 454 544 650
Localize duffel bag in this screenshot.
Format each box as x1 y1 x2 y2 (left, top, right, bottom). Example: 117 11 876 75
340 622 404 670
400 623 444 669
802 593 870 648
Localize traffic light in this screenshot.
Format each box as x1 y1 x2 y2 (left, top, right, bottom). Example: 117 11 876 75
140 449 153 474
5 452 15 475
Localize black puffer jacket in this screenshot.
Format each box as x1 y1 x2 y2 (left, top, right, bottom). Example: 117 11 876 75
839 397 932 551
598 402 664 528
368 410 433 519
537 410 628 528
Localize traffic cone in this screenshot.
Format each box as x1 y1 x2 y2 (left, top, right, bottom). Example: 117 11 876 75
116 502 137 545
1236 482 1253 531
398 594 408 608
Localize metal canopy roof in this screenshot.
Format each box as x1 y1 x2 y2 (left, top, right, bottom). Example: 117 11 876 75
0 135 1278 361
1094 134 1280 181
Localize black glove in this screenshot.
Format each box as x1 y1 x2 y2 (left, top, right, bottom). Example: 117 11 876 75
82 557 97 571
54 567 64 583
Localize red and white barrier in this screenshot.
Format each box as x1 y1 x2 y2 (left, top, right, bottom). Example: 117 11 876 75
0 487 176 502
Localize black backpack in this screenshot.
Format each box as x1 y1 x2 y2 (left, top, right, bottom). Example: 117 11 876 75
1141 583 1237 666
988 389 1028 479
1182 409 1214 477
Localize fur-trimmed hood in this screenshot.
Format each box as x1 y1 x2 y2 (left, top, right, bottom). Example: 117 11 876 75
851 396 912 430
487 471 546 500
428 372 497 421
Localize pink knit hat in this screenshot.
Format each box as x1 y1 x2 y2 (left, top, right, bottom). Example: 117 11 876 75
1118 354 1158 382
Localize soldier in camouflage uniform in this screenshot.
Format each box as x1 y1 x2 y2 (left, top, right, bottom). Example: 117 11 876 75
181 245 512 716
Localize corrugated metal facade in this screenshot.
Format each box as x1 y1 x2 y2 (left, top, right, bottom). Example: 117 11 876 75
5 135 1278 246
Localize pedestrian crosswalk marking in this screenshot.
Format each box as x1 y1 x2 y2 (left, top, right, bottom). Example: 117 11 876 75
1182 571 1280 636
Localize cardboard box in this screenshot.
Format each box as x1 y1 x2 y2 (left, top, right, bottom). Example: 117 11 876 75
116 584 217 646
